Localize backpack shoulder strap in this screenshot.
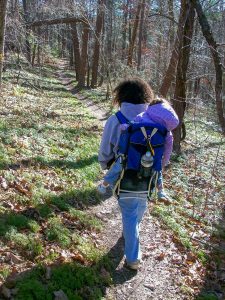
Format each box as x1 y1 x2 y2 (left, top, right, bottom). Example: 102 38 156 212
115 111 129 124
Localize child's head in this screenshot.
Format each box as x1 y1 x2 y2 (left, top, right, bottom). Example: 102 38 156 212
149 96 171 106
146 96 179 131
113 78 154 106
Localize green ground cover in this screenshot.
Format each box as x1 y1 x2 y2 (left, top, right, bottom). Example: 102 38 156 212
0 63 111 299
151 108 225 297
0 59 224 299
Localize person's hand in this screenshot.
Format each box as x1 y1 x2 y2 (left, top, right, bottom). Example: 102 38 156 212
163 162 171 170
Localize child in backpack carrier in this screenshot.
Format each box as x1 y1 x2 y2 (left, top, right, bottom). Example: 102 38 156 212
98 97 179 202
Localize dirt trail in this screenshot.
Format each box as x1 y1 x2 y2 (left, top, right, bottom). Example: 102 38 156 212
56 64 189 300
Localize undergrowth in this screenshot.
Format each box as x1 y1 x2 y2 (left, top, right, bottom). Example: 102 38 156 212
0 59 110 299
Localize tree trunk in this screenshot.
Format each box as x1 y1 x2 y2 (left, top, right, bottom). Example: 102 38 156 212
159 0 190 97
105 0 113 60
22 0 31 63
127 1 142 66
191 0 225 133
31 43 36 67
91 0 105 88
78 23 89 88
137 0 145 70
168 0 175 45
122 0 130 59
37 44 40 66
69 43 73 67
71 24 80 81
0 0 8 88
156 0 163 87
173 0 195 153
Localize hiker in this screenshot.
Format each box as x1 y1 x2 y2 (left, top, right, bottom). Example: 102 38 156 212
98 78 178 270
98 97 179 202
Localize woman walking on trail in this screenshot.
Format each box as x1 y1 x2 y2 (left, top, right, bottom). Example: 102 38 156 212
98 78 178 270
98 78 152 270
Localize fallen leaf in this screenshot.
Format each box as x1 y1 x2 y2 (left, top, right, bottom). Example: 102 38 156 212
0 177 8 190
185 252 197 265
13 181 32 197
72 253 85 264
155 252 166 261
143 283 155 291
6 252 23 264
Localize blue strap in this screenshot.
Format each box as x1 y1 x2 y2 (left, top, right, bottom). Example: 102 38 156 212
115 111 129 124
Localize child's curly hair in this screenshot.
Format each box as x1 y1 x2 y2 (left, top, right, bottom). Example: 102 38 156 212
113 78 154 106
149 96 171 106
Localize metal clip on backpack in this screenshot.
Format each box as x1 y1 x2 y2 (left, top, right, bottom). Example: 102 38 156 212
113 111 167 199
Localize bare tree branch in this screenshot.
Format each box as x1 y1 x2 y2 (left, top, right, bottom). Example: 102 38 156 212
148 13 178 25
27 17 88 28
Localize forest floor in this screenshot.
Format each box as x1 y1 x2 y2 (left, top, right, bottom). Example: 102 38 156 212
57 61 225 300
0 60 224 300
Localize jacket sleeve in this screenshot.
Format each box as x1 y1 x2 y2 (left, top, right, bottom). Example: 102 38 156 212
98 115 120 170
162 131 173 167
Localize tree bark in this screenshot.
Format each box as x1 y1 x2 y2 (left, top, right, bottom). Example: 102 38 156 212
137 0 145 70
22 0 31 63
168 0 175 45
122 0 130 59
173 0 195 153
159 0 190 97
31 43 36 67
191 0 225 133
127 1 142 66
71 24 81 81
78 23 89 88
91 0 105 88
105 0 113 60
0 0 7 88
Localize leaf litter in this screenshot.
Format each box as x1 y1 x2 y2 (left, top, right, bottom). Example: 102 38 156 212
0 61 224 299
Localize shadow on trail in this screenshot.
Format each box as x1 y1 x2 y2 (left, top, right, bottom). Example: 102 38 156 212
0 155 99 171
0 237 136 299
20 82 68 93
196 207 225 300
183 140 225 155
35 155 99 170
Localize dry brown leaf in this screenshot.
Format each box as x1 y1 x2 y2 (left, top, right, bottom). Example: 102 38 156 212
6 252 23 264
156 252 166 261
185 252 197 265
72 253 85 264
13 181 32 197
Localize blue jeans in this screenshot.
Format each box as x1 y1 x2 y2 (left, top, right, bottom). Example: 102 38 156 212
157 171 163 189
118 192 148 263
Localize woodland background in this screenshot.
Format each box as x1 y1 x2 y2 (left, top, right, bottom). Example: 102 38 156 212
0 1 224 300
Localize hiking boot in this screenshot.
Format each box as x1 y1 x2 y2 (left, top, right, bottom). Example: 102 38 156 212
157 191 172 205
124 260 141 270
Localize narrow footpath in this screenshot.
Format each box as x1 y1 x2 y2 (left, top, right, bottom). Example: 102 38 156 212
56 63 191 300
